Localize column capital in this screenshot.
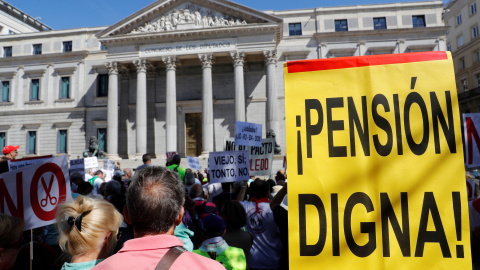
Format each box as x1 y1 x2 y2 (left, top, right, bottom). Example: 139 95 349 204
105 61 118 75
47 63 54 68
396 39 406 45
162 56 177 71
231 52 245 67
264 50 277 65
78 59 85 65
199 54 214 69
134 59 148 73
119 65 130 80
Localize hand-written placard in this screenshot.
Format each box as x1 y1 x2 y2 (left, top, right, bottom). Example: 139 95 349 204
84 157 98 169
225 138 274 176
234 121 262 147
208 151 250 183
69 159 85 180
187 156 202 170
103 159 115 181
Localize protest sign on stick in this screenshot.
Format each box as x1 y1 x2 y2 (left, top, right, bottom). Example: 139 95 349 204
234 121 262 147
0 155 71 230
284 52 470 269
83 157 98 169
208 151 250 183
225 138 274 176
69 159 85 179
463 113 480 168
187 156 202 171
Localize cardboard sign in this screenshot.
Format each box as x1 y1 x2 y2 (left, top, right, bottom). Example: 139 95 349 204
69 159 85 179
225 138 275 176
0 155 71 230
284 52 470 269
8 155 54 172
208 151 250 183
187 156 202 171
166 152 177 159
84 157 98 169
463 113 480 168
234 121 262 147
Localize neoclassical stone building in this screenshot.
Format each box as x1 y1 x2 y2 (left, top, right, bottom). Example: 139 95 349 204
0 0 447 159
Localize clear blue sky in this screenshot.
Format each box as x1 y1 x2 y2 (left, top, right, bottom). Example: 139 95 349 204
5 0 447 30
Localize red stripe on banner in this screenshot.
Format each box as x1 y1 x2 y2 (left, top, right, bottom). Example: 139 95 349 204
286 52 448 73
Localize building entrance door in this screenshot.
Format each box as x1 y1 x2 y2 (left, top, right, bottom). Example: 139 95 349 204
185 113 202 157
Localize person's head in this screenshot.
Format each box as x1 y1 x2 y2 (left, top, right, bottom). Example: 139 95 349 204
105 180 122 198
189 184 204 199
250 179 270 199
56 196 123 262
126 166 185 236
94 170 104 179
2 145 19 160
184 172 195 186
275 170 286 181
0 214 24 270
142 154 151 164
69 172 84 187
172 154 181 165
220 201 247 231
201 214 226 238
113 170 123 182
123 168 132 178
76 182 93 195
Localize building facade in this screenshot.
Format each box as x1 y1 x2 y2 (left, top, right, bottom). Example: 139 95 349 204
444 0 480 114
0 0 447 159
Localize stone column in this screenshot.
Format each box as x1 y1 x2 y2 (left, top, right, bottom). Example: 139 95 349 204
357 41 366 56
162 56 177 153
319 43 328 59
134 59 148 155
264 50 279 139
105 62 119 159
199 54 214 155
436 37 446 51
231 52 246 122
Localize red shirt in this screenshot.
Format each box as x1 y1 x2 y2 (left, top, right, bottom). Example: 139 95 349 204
92 235 225 270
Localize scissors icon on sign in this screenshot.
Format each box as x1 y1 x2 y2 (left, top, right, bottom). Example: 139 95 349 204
41 175 57 207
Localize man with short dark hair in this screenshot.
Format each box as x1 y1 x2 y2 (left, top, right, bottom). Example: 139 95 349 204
93 166 224 270
190 184 218 219
167 154 186 182
135 154 152 171
89 170 104 195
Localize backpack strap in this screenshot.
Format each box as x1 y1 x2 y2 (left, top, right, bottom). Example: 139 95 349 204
154 246 187 270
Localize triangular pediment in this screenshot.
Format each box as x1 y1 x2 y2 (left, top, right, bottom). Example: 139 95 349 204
97 0 282 38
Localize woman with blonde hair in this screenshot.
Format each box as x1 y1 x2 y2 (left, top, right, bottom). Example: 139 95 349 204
56 196 123 270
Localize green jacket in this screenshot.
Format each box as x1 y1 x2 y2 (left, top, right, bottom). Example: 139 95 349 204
194 246 246 270
167 164 186 182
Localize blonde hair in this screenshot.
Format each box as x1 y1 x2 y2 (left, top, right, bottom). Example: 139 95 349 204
56 196 123 260
0 214 24 247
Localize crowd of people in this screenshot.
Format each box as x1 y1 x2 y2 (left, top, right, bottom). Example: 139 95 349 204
0 148 289 270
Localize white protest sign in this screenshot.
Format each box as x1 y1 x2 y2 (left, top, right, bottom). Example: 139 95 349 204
69 159 85 179
84 157 98 169
8 155 54 172
208 151 250 183
234 121 262 147
225 138 274 176
103 159 115 181
187 156 202 171
0 155 71 230
166 152 177 159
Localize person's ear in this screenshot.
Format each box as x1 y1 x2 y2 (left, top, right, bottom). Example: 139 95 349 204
175 207 184 226
123 205 132 224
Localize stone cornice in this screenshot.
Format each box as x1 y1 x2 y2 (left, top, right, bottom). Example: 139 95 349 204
314 26 449 40
99 23 281 45
0 51 89 68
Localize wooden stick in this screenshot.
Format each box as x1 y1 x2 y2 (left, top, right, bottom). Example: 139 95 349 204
30 229 33 270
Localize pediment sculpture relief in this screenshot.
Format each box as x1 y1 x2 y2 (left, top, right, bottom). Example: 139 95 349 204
130 3 247 34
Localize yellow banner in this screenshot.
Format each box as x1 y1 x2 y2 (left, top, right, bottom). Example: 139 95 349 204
284 52 470 269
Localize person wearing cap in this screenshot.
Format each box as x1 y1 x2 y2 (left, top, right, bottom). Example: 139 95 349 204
2 145 19 160
193 214 246 270
0 145 19 174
